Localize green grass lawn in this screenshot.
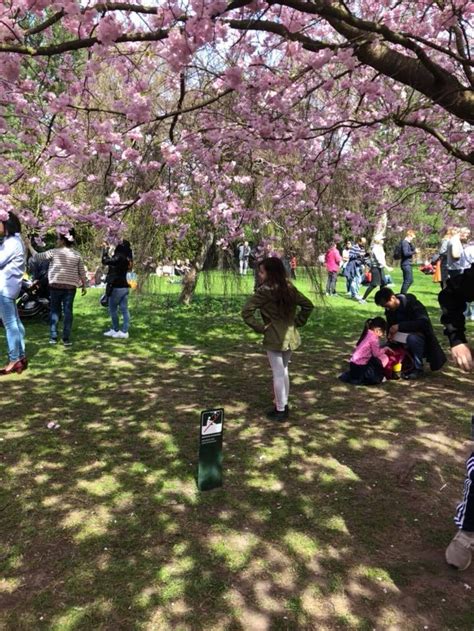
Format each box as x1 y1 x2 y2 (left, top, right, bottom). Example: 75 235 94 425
1 269 473 631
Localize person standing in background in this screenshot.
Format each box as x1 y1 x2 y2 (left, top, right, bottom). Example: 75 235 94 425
324 242 342 296
341 240 352 293
447 227 470 281
362 237 393 301
434 228 454 289
439 264 474 569
0 212 27 375
344 237 367 303
31 229 87 347
238 241 251 275
102 242 131 339
400 230 416 294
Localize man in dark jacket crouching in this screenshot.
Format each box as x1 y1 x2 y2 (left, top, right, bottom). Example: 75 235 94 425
374 287 446 380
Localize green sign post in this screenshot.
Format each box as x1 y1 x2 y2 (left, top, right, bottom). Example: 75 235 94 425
198 409 224 491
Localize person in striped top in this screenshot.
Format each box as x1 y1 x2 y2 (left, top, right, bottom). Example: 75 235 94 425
31 230 87 346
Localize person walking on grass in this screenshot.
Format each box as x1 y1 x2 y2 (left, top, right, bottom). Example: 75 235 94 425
362 237 393 301
324 242 342 296
31 229 87 347
102 242 131 339
439 263 474 569
344 237 367 303
0 212 27 375
241 257 314 422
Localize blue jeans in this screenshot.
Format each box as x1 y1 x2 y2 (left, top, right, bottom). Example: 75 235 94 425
50 288 76 342
406 333 425 370
350 269 362 298
109 288 129 332
400 264 413 294
0 294 26 362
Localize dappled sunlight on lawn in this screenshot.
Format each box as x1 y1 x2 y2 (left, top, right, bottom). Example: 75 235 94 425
1 271 473 629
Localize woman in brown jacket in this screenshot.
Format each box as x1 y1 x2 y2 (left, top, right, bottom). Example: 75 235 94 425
241 257 314 421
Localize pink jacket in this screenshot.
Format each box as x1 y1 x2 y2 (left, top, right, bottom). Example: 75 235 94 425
350 330 389 367
325 247 342 273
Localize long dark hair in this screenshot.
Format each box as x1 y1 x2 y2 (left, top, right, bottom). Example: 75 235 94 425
356 316 387 345
2 212 21 237
259 256 296 317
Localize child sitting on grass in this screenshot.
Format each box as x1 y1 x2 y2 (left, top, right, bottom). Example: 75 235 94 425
339 316 392 385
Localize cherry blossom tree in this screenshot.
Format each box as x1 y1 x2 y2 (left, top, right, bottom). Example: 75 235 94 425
0 0 472 287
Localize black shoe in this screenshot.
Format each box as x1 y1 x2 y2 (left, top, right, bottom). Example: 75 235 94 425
266 407 289 422
402 369 424 380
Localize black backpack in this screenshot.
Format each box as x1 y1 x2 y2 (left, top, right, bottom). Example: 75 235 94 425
393 241 402 260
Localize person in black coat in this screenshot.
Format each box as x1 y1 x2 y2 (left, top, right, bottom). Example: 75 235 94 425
439 264 474 372
374 287 446 379
438 264 474 570
101 242 131 339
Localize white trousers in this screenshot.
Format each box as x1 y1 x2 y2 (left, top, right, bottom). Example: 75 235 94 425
266 350 292 411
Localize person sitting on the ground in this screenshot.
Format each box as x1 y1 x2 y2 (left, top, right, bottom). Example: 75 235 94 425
339 317 392 385
374 287 446 380
438 263 474 570
419 260 435 275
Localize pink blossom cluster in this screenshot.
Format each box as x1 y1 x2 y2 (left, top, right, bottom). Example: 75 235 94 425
0 0 471 245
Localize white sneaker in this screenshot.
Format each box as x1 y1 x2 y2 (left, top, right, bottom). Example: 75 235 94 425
104 329 117 337
114 331 129 339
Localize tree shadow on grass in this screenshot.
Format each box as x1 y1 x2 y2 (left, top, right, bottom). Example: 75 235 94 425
1 286 473 630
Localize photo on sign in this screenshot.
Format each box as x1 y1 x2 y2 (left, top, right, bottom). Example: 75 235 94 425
201 410 223 436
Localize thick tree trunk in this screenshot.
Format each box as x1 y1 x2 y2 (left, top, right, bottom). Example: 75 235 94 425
372 210 388 243
179 230 214 305
217 247 225 271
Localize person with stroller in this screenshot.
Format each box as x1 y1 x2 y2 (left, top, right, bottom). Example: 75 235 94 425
102 241 132 339
0 212 27 375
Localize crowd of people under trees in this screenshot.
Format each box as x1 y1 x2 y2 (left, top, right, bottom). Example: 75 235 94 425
1 212 474 571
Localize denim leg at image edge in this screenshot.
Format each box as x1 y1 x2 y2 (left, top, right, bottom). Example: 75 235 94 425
0 295 25 362
117 288 130 332
49 289 63 340
406 334 425 370
62 289 76 341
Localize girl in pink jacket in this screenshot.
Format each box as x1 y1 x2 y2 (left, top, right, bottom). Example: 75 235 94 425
339 317 392 385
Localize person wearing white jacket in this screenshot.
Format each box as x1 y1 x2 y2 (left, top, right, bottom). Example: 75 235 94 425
0 212 27 375
362 237 393 301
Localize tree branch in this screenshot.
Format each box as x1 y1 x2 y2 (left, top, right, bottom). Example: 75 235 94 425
393 116 474 165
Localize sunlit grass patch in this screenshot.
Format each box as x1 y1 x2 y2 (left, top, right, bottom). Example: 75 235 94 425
209 529 259 571
77 474 121 497
284 529 319 561
1 270 471 630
